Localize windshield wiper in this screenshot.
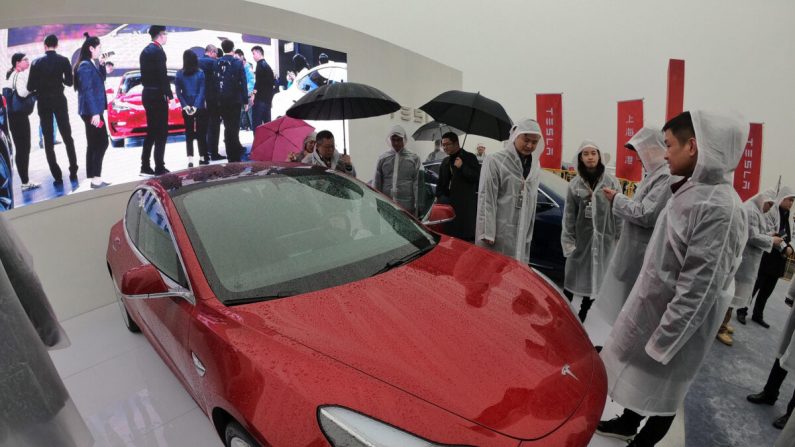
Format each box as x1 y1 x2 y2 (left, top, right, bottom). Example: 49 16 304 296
227 290 297 306
371 244 435 277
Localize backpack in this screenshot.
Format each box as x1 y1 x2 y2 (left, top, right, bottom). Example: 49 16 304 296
214 57 240 105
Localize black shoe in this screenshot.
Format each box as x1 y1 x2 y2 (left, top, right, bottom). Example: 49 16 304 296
595 345 603 353
210 153 227 161
596 416 637 441
786 298 793 307
69 174 78 182
773 413 790 430
154 167 170 176
737 310 747 325
751 315 770 329
52 178 64 187
747 391 777 405
199 157 210 165
140 166 156 177
188 162 194 168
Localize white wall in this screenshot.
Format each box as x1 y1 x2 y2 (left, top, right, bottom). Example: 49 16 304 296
1 0 461 320
251 0 795 189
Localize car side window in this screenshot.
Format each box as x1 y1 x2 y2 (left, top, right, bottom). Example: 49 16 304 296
125 190 143 245
137 191 188 288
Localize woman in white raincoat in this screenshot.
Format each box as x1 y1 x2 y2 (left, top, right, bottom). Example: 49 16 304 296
373 125 423 216
475 118 543 264
596 128 673 326
561 140 622 322
715 190 777 346
596 111 748 446
750 279 795 433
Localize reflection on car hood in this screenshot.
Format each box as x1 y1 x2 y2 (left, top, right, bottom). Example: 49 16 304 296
236 237 596 440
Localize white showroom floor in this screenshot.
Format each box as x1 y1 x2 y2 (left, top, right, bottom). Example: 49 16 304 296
49 299 684 447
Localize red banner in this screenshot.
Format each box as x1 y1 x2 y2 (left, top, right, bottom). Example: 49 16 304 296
536 94 563 169
615 99 644 182
666 59 685 121
733 123 763 201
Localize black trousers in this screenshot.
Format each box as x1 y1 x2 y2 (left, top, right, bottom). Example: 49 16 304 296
563 290 593 323
219 103 243 162
37 95 77 180
752 273 780 319
8 112 31 184
81 115 109 178
206 104 222 156
251 99 271 129
182 109 208 158
763 359 795 416
141 94 169 170
620 409 676 446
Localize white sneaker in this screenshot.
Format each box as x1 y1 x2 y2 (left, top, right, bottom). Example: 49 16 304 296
21 182 40 191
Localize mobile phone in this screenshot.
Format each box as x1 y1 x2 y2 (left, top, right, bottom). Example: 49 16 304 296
101 51 115 59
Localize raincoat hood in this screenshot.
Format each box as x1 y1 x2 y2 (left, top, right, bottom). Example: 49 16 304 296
387 124 408 151
751 189 776 212
503 118 544 152
627 127 666 172
573 140 611 166
691 110 749 185
774 185 795 208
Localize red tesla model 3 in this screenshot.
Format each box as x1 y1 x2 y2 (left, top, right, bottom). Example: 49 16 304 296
105 162 606 447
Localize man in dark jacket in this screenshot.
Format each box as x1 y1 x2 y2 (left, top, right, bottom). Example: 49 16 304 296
26 34 78 185
198 44 224 161
436 132 480 241
214 39 248 162
138 25 172 176
250 46 275 128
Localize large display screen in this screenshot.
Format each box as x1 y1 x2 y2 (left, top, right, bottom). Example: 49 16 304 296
0 23 347 210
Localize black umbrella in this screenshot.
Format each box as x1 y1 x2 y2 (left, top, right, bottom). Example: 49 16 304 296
411 121 464 142
286 82 401 154
419 90 512 145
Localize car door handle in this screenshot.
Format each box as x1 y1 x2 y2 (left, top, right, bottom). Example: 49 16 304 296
192 352 206 377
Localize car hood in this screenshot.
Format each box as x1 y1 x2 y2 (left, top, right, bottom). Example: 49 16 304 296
236 237 596 440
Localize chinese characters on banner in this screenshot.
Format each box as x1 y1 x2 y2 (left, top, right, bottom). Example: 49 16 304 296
666 59 685 121
615 99 644 182
536 94 563 169
733 123 763 201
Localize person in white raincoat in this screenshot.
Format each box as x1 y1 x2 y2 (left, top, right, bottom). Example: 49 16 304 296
749 279 795 432
373 125 423 216
475 118 543 263
561 140 622 322
715 190 777 346
596 111 749 446
596 128 673 326
302 130 357 177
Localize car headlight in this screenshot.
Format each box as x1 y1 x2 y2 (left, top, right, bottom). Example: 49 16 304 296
112 100 135 111
318 406 470 447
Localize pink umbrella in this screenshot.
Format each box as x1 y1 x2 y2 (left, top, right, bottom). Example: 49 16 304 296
250 116 315 162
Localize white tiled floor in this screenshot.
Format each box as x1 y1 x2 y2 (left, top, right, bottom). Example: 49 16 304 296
50 299 685 447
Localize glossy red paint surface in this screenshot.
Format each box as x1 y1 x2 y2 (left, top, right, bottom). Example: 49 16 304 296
106 166 606 446
107 75 185 140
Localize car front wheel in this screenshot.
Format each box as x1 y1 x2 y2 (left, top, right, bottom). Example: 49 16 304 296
225 421 261 447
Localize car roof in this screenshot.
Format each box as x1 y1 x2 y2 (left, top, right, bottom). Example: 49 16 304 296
149 161 337 197
123 69 179 79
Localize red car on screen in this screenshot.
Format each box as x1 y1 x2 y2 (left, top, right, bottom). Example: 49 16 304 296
105 161 606 447
107 70 185 147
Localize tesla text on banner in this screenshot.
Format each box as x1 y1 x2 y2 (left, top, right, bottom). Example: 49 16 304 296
666 59 685 122
615 99 644 182
536 94 563 169
733 122 763 201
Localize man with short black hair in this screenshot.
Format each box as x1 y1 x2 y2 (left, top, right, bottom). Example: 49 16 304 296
250 45 275 128
597 111 748 446
303 130 355 176
213 39 247 162
27 33 79 185
439 131 480 241
138 25 171 176
198 44 224 161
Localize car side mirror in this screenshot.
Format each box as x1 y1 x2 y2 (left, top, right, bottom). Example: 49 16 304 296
121 264 193 301
424 204 455 234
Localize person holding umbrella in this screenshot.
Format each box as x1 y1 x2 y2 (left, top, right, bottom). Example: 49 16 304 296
437 132 480 240
303 130 356 176
373 125 423 216
475 119 542 258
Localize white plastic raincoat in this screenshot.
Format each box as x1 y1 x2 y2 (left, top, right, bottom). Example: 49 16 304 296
373 125 423 215
596 128 673 324
475 119 543 264
765 186 795 234
778 279 795 373
601 110 749 416
303 147 357 177
561 141 622 297
731 191 776 308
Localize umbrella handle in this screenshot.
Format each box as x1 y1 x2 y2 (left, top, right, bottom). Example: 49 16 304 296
343 119 348 155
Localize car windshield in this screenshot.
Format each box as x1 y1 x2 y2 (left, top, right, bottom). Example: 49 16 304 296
121 74 176 95
172 172 438 305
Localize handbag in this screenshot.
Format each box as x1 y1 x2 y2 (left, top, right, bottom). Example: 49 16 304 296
4 72 36 115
